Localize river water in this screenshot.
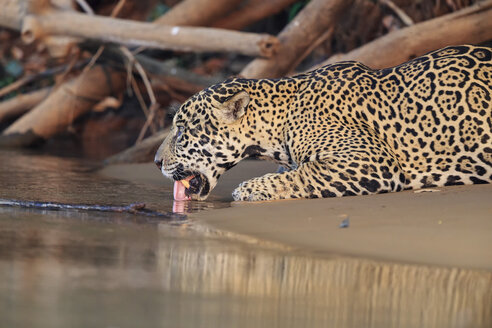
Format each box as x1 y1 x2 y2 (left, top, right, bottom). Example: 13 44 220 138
0 150 491 328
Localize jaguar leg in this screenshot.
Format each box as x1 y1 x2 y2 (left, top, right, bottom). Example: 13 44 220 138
232 155 407 201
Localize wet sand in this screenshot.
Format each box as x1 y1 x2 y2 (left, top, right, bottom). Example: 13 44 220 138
101 160 492 271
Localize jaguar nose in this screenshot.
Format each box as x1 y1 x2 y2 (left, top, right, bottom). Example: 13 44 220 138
154 158 163 170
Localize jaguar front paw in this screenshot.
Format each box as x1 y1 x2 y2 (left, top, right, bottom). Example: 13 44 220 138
232 180 272 201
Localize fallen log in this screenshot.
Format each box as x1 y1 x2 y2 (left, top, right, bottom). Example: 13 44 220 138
0 65 125 147
21 11 279 58
0 87 51 124
214 0 298 30
154 0 243 26
105 128 170 164
314 0 492 69
240 0 353 78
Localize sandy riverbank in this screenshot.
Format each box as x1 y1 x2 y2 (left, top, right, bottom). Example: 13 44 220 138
100 160 492 271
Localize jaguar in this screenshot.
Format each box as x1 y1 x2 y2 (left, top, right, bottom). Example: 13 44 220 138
154 45 492 201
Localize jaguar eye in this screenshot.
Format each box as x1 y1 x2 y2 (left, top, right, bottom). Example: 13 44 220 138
176 126 184 141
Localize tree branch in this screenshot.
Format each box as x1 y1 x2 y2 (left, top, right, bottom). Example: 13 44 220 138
20 11 280 58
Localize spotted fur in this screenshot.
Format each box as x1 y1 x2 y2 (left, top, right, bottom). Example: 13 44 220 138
155 45 492 201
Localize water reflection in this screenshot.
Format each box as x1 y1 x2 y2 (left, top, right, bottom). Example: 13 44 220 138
0 210 490 328
0 150 491 327
172 199 212 214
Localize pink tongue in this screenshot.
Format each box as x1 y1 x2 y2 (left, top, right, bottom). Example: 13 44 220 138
173 181 191 201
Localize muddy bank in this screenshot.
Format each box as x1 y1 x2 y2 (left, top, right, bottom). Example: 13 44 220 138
101 160 492 271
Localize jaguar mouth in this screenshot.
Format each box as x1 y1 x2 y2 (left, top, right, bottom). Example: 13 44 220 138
173 171 210 200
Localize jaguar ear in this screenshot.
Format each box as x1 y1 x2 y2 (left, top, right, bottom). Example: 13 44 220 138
217 91 250 124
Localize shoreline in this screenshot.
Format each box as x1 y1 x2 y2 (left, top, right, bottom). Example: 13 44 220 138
100 160 492 271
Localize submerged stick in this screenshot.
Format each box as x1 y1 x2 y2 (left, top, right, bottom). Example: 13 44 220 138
0 199 180 219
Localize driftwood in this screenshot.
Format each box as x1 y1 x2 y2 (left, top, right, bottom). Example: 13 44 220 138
0 65 125 147
0 0 239 150
154 0 243 26
315 0 492 69
105 128 169 165
0 87 51 124
3 0 277 58
214 0 298 30
21 11 279 58
240 0 353 79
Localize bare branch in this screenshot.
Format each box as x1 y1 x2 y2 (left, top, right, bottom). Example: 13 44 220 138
20 11 280 58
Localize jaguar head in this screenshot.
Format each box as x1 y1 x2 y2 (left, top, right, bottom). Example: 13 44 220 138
154 82 251 200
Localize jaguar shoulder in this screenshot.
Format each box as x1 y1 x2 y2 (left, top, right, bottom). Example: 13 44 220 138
154 45 492 201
